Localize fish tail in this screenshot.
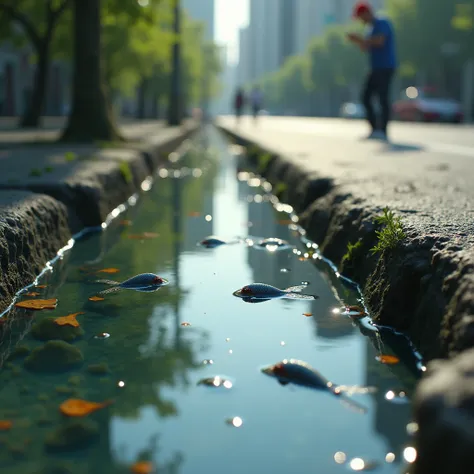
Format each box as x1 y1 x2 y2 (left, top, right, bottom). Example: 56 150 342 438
284 292 318 300
335 385 377 395
96 286 122 296
95 279 120 285
285 285 308 293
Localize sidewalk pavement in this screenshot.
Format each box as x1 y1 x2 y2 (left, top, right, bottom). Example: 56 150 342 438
0 117 170 147
218 116 474 249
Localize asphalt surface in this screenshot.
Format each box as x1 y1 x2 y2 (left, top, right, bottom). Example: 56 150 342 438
0 117 167 146
218 115 474 248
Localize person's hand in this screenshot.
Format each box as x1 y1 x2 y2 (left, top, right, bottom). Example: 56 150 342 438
347 32 361 43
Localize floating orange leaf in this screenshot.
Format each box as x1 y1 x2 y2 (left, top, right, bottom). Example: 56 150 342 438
35 285 47 289
303 313 313 317
298 257 308 262
97 268 120 274
181 322 191 327
89 296 105 302
54 312 84 327
131 461 154 474
376 355 400 365
188 211 200 217
0 421 12 431
59 398 113 417
26 292 40 297
120 220 132 226
127 232 159 240
15 298 57 310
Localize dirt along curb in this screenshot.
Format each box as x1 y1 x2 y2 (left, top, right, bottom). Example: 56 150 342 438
0 122 199 315
218 124 474 474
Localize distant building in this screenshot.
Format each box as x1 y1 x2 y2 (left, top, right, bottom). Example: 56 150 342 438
279 0 297 65
182 0 215 41
242 0 386 85
237 27 251 86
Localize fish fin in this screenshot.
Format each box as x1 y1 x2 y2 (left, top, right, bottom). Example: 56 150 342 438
96 286 122 296
335 385 377 395
285 284 309 293
278 380 289 386
338 396 368 414
95 279 120 285
284 292 318 300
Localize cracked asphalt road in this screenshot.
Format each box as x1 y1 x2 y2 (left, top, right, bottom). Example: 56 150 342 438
218 116 474 249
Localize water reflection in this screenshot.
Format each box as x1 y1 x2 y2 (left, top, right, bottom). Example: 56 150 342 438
0 128 419 473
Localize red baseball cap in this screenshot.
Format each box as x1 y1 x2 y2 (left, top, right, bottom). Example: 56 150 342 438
353 1 372 18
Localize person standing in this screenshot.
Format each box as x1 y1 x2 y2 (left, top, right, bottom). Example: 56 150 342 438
347 2 397 141
250 86 263 120
234 87 245 123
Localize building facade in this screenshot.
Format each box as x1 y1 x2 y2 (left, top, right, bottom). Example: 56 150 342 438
242 0 387 84
182 0 215 41
237 27 251 86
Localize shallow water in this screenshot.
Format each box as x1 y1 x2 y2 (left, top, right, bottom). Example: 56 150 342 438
0 127 421 473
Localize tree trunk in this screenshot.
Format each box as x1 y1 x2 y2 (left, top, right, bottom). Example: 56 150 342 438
136 78 147 119
20 39 50 128
150 91 159 118
61 0 122 142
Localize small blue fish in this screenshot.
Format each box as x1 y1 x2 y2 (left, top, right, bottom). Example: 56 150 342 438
262 359 372 413
95 273 169 295
233 283 317 303
198 236 240 249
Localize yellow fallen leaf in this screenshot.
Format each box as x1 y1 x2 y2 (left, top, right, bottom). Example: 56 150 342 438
127 232 159 240
0 421 12 431
376 355 400 365
15 299 58 310
26 292 41 297
131 461 154 474
89 296 105 302
59 398 113 417
97 268 120 274
54 312 84 328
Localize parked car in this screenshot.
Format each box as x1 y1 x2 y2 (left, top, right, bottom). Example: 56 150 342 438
340 102 366 119
393 86 464 123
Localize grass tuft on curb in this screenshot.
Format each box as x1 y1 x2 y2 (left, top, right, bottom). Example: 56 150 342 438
119 162 133 184
342 239 363 265
370 207 405 255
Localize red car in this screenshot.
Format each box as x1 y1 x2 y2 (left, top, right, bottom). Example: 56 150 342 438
393 86 464 123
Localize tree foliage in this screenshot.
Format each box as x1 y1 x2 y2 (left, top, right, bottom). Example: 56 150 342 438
252 0 473 115
0 0 222 126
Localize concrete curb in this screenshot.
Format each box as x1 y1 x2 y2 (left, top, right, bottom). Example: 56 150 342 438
0 123 199 314
219 124 474 360
219 124 474 473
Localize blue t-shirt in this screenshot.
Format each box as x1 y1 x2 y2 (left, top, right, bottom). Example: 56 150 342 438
369 18 397 70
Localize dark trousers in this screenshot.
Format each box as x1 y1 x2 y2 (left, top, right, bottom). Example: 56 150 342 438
362 68 395 134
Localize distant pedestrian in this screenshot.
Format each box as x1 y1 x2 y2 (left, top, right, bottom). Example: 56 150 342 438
250 86 264 120
347 1 397 141
234 87 245 122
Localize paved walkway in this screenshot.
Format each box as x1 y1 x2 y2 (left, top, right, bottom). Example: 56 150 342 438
218 116 474 248
0 117 169 147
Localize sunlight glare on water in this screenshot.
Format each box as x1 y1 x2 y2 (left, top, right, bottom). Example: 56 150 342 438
0 127 420 473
